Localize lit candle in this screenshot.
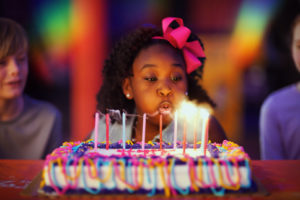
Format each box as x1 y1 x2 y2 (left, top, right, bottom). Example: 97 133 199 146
142 113 146 150
159 114 163 150
106 113 110 150
173 111 178 149
200 110 210 156
203 117 210 156
122 112 126 149
193 116 197 150
183 118 187 155
94 112 99 150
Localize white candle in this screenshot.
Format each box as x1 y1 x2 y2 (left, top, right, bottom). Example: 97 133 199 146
122 112 126 149
94 112 99 150
173 111 178 149
200 110 209 156
142 113 146 150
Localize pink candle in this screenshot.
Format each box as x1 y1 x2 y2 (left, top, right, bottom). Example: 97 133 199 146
183 118 187 155
105 113 110 150
173 111 178 149
122 112 126 149
142 113 146 150
159 114 163 150
94 112 99 150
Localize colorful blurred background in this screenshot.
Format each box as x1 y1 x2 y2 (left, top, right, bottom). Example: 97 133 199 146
1 0 299 159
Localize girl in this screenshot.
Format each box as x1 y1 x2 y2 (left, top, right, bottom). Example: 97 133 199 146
91 17 226 144
260 14 300 160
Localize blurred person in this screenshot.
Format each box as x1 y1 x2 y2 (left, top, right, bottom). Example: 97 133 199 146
0 18 63 159
260 14 300 160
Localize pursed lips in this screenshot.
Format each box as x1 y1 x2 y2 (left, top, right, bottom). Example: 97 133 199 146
158 101 172 114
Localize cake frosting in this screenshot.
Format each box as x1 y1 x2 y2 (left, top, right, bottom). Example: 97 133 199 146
39 140 253 197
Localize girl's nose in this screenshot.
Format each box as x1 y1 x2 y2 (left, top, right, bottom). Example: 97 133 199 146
8 59 20 76
157 80 173 97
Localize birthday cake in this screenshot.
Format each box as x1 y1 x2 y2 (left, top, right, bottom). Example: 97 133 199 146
38 140 254 197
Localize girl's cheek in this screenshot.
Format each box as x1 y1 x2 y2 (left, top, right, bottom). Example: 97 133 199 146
292 48 300 71
177 81 188 92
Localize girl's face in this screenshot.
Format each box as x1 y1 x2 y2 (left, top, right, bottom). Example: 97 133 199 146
123 43 188 125
0 52 28 100
292 21 300 73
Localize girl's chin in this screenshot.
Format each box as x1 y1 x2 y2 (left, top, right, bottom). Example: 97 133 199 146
2 91 23 99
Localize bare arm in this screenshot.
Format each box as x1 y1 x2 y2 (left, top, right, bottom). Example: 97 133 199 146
208 116 227 143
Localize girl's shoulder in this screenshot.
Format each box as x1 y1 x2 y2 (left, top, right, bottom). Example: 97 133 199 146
208 116 227 143
263 84 299 108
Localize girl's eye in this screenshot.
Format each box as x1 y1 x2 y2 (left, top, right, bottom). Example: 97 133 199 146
0 60 7 67
144 77 157 82
17 56 27 63
171 75 182 82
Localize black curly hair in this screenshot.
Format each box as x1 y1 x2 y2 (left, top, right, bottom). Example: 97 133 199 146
96 25 216 116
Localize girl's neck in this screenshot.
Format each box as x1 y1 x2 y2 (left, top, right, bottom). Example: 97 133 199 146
0 96 24 121
134 116 159 143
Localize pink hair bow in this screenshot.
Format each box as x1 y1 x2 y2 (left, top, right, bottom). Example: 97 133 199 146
153 17 205 74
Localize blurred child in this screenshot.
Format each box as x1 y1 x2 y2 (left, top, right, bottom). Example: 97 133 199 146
0 18 63 159
260 14 300 160
91 17 226 144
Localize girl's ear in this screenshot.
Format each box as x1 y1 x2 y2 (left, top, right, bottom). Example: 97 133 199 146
122 78 133 100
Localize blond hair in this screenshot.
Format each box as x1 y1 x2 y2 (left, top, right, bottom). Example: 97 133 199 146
0 18 28 60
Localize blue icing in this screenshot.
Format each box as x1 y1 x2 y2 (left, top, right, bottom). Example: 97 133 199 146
51 162 61 189
126 161 134 193
71 144 82 153
211 187 225 196
82 159 102 194
243 159 252 188
130 143 142 149
109 143 123 149
147 167 157 196
104 160 116 190
170 158 190 195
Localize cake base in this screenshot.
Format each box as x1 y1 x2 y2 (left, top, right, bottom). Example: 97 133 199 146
23 172 268 198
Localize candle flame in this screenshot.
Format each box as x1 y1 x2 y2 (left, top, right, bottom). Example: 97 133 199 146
176 99 212 143
177 99 213 119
